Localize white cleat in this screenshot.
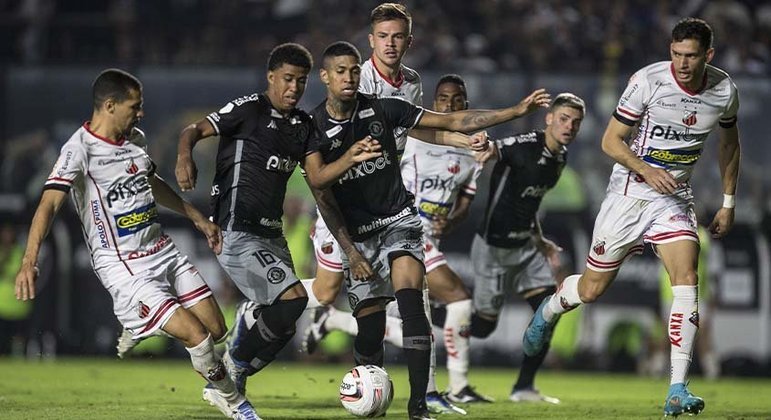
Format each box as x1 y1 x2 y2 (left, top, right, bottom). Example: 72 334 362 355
203 384 259 419
509 388 560 404
116 328 141 359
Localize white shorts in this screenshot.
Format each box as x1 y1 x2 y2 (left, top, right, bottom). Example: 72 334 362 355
587 192 699 272
423 235 447 273
312 217 343 273
97 242 212 340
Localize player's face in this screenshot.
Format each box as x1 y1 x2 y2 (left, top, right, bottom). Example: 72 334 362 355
369 19 412 68
321 55 361 102
267 63 310 113
111 89 144 136
670 39 714 88
545 106 583 146
432 82 468 112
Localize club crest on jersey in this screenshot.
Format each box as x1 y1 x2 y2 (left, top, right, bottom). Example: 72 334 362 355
447 159 460 174
682 110 698 127
125 158 139 174
368 121 384 138
137 301 150 319
593 240 606 255
267 267 286 284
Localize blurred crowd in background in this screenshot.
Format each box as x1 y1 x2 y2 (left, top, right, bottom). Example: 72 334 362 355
1 0 770 74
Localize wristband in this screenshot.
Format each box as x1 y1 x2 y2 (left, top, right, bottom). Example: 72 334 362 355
722 194 735 209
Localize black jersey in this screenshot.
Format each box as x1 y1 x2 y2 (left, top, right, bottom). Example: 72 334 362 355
478 130 567 248
206 93 317 238
311 93 424 241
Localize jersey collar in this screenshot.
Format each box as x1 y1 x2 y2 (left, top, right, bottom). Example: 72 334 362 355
370 56 404 88
669 63 708 96
83 122 125 146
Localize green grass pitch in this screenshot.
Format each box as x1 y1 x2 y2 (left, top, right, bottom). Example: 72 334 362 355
1 358 770 419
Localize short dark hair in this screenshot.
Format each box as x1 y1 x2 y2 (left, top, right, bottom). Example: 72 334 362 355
322 41 362 67
92 68 142 110
672 18 713 51
370 3 412 33
435 74 467 99
267 43 313 72
550 93 586 114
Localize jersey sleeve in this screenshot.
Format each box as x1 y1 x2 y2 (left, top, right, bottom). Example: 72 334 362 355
613 69 650 126
304 120 321 157
719 82 739 128
381 98 425 129
460 162 484 197
359 66 377 95
493 136 521 166
205 97 253 137
44 142 87 193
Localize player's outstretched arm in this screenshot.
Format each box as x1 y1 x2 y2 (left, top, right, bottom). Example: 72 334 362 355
408 129 489 152
148 174 222 254
308 185 374 280
303 137 382 189
709 124 741 238
176 119 217 192
16 189 67 300
601 117 678 195
415 89 550 134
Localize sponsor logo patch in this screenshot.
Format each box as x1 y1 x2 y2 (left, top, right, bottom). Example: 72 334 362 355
114 203 158 237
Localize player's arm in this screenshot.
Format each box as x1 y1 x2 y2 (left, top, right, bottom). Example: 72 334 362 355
176 119 217 192
432 194 473 238
408 129 488 151
308 185 373 280
415 89 550 133
15 189 67 300
532 216 562 269
601 117 677 194
708 124 741 238
148 174 222 254
303 138 382 189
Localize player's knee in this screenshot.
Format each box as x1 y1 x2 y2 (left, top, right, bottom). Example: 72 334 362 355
671 270 698 287
208 320 227 342
470 313 498 338
316 286 340 306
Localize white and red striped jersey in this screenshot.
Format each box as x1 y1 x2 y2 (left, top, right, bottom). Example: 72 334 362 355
44 123 170 272
401 140 482 237
609 61 739 201
359 57 423 151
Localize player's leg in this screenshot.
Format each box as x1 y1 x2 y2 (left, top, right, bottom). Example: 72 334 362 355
302 219 345 308
658 239 704 416
352 300 388 366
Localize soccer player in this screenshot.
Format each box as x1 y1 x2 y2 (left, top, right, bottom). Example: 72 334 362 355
174 43 380 407
305 75 495 405
308 41 549 420
522 18 740 417
13 68 258 419
468 93 585 404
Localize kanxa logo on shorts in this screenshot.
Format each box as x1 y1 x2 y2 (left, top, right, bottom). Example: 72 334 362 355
267 267 286 284
137 301 150 319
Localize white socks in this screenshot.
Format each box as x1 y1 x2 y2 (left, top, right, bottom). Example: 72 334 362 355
186 333 241 403
445 299 472 394
669 285 698 385
301 279 322 310
544 274 583 322
325 307 359 335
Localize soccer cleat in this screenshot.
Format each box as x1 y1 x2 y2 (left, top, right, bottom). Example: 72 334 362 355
446 385 494 404
226 300 256 352
509 387 561 404
223 349 256 396
522 296 558 357
233 400 261 420
116 328 141 359
409 408 438 420
301 306 331 354
663 383 705 417
426 391 467 415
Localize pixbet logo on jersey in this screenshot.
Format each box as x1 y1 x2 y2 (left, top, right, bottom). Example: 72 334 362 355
339 151 392 184
266 155 298 173
420 175 454 192
106 176 151 208
520 185 549 198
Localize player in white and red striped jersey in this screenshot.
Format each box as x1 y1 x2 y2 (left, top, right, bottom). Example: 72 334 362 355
14 69 258 419
522 18 741 417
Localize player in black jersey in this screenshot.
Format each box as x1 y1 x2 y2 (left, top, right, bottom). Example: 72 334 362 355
174 43 381 408
467 93 585 404
309 41 550 420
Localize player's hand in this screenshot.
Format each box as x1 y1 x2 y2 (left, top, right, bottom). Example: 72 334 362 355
475 140 497 163
195 219 223 254
15 263 39 300
514 88 551 117
469 131 489 152
639 166 678 195
347 136 382 164
345 247 374 281
431 215 451 238
535 237 563 270
175 154 198 192
708 207 735 238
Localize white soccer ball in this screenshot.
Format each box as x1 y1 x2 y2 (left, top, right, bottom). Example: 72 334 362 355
339 365 394 417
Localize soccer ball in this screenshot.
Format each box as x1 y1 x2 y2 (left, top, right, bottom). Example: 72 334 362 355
339 365 394 417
